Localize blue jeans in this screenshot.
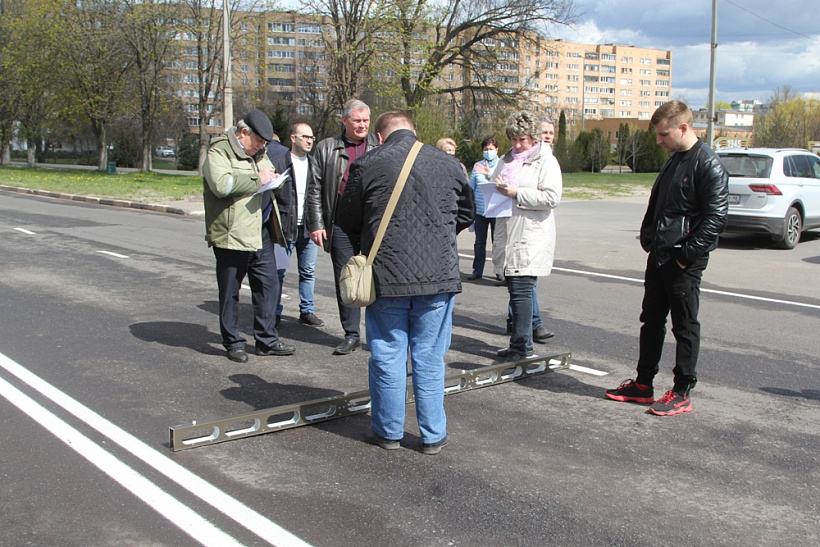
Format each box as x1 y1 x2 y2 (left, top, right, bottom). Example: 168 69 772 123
366 293 454 444
472 215 495 276
507 276 537 355
276 227 319 316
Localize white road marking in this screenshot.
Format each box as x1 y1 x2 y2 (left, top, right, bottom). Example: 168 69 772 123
568 364 608 376
14 227 36 234
0 352 312 547
0 374 244 547
458 253 820 311
97 250 130 259
553 266 820 310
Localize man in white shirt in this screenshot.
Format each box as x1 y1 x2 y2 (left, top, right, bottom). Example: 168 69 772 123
269 122 324 327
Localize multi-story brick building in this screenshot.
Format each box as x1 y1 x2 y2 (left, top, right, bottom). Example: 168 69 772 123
178 10 672 136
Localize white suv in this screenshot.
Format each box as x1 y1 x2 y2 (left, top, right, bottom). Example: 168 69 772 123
716 148 820 249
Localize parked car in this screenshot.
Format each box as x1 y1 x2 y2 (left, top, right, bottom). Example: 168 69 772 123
155 146 175 158
717 148 820 249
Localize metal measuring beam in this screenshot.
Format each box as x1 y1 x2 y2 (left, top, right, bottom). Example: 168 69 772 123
169 351 571 451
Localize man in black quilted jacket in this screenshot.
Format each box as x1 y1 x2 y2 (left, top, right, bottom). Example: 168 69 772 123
606 100 728 416
336 111 474 454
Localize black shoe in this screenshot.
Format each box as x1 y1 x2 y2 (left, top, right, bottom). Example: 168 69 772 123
467 273 482 280
275 315 282 329
364 428 400 450
298 312 324 326
532 325 555 343
497 347 534 358
503 352 527 362
422 434 450 455
255 342 295 356
333 338 361 355
226 347 248 363
648 390 693 416
605 379 654 404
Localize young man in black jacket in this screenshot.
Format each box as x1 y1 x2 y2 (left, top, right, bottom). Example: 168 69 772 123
336 111 474 453
606 100 728 416
269 122 324 328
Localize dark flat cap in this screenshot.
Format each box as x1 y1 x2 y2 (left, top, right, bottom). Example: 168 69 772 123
243 110 274 142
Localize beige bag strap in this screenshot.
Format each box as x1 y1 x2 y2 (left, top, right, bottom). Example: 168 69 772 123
365 140 423 265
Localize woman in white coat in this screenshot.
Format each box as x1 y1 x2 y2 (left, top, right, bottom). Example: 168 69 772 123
491 110 562 360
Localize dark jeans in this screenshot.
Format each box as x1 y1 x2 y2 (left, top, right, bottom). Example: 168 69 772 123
636 253 709 393
507 275 537 355
213 229 280 350
330 225 362 340
506 281 542 332
472 214 495 276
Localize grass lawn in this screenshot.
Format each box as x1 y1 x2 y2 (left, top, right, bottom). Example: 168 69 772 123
0 163 659 202
0 164 201 201
562 171 656 200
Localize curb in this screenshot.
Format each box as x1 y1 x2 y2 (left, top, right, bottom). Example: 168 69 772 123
0 184 204 217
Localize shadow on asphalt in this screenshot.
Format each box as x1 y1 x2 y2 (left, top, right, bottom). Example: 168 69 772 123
129 321 224 356
220 374 343 410
759 386 820 401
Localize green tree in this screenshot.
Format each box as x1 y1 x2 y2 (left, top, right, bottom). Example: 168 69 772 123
639 125 668 172
176 131 200 171
61 0 132 171
1 0 66 167
753 86 820 148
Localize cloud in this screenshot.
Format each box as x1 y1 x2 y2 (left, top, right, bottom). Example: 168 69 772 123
555 0 820 107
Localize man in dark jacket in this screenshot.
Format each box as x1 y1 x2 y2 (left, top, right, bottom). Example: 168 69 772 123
606 100 728 416
336 111 474 454
306 99 379 355
269 122 324 328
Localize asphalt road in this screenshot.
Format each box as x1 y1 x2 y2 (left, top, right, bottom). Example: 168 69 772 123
1 189 818 546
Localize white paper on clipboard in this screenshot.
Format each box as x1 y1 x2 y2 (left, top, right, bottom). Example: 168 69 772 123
255 167 290 195
478 182 513 218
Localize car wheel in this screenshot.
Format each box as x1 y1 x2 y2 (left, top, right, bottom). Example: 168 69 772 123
776 206 802 249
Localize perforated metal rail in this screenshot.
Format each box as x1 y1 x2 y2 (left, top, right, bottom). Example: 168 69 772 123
169 351 571 451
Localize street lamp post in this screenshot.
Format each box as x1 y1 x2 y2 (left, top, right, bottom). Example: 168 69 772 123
706 0 718 148
222 1 233 130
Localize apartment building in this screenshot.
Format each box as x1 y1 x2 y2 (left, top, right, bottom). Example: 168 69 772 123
522 40 672 123
177 10 672 134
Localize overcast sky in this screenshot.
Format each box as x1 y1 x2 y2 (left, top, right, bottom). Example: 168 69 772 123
555 0 820 108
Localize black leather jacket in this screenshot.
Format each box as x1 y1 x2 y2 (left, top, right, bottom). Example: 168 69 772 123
640 140 729 267
305 132 379 252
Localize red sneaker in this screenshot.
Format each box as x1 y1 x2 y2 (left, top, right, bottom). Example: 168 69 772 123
648 390 693 416
605 379 654 404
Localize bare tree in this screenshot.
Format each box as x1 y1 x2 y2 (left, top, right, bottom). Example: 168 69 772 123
119 0 179 171
387 0 579 113
176 1 271 173
299 0 391 109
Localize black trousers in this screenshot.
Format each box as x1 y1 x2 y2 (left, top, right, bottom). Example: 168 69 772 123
330 225 362 341
213 229 280 350
636 253 709 394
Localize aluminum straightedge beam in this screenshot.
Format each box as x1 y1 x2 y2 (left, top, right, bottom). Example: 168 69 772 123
169 351 571 451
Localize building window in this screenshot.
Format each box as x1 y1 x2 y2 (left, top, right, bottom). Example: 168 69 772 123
298 24 321 34
269 22 295 32
268 36 295 46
